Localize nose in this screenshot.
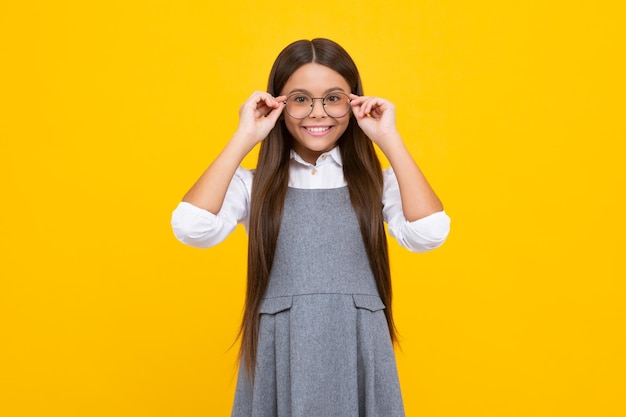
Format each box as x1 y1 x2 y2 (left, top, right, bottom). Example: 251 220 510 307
309 98 326 118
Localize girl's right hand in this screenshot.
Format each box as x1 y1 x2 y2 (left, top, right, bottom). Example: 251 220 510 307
235 91 286 146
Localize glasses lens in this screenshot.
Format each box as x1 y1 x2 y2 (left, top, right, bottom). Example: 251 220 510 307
285 94 313 119
323 92 351 118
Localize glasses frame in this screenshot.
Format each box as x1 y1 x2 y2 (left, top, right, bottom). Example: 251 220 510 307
283 91 352 119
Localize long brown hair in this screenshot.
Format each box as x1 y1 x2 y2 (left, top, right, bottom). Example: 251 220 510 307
240 38 396 378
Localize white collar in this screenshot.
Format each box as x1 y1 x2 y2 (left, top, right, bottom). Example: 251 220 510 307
289 146 343 167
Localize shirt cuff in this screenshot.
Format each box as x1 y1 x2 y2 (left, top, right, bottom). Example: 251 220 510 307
392 210 451 252
170 201 237 248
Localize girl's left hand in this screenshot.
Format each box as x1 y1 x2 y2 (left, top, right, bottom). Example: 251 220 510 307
349 94 400 146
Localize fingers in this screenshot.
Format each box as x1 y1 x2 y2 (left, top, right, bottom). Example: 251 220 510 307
349 94 391 118
235 91 287 140
267 94 287 112
240 91 286 119
250 91 285 110
264 98 286 123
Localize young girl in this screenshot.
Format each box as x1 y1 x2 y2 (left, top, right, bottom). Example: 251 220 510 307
171 38 450 417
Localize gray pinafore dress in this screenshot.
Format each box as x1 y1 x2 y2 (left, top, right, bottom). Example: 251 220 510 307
232 187 405 417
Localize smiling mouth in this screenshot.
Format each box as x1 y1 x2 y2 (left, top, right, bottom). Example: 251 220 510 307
304 126 331 133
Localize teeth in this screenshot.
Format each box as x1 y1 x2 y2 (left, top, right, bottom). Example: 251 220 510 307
306 127 329 133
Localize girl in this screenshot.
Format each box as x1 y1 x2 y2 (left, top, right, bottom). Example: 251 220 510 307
171 38 450 417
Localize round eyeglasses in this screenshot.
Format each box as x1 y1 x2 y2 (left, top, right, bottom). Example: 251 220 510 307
283 92 352 119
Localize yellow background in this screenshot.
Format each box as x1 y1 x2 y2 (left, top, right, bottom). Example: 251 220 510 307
2 1 624 416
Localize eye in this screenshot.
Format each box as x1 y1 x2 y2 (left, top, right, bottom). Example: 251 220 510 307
290 95 311 104
325 94 343 103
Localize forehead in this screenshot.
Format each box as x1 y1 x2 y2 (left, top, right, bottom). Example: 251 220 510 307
281 63 350 95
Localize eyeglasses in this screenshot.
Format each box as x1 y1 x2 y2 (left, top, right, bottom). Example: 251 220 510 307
283 91 352 119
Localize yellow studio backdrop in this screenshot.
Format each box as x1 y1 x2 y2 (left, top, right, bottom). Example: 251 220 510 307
1 1 624 416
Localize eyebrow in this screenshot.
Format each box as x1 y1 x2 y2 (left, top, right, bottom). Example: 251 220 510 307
287 87 348 95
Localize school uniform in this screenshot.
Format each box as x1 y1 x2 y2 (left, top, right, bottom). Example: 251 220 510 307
171 147 450 416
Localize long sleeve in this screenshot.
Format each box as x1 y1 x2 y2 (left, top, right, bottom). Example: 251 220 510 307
382 168 451 252
171 153 450 251
171 167 253 248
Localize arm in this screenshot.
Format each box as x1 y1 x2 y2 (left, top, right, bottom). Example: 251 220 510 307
349 94 443 221
182 91 286 214
171 167 252 248
382 168 450 252
171 92 285 248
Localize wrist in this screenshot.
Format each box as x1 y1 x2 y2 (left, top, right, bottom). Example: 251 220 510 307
232 129 259 147
227 132 257 159
374 132 404 153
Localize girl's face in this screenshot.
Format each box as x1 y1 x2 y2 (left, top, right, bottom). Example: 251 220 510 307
280 63 352 164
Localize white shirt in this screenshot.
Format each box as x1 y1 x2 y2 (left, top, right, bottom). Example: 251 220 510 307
171 147 450 252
